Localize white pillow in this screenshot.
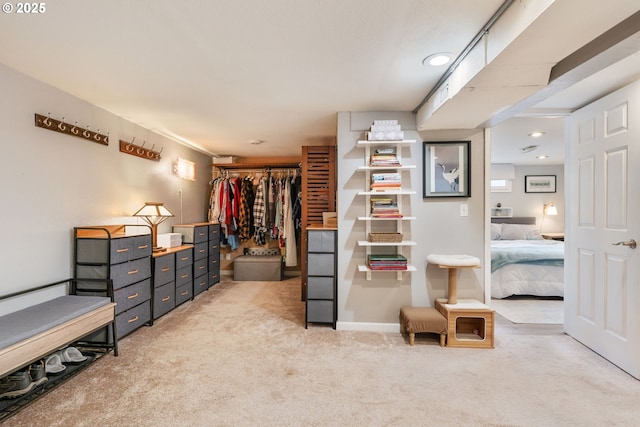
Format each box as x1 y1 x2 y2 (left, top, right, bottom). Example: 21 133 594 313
491 223 502 240
501 224 543 240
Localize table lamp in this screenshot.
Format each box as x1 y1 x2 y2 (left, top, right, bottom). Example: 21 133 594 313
133 202 174 252
540 202 558 232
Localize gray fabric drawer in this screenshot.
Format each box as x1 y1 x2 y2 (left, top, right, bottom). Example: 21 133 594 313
307 253 335 276
133 235 153 259
173 225 208 244
193 275 208 296
76 237 131 264
306 300 334 323
176 265 192 287
194 242 208 260
114 279 151 315
111 258 151 289
116 301 151 338
176 248 193 269
307 276 335 299
176 282 192 305
193 258 208 278
153 254 175 287
308 230 335 253
153 281 175 319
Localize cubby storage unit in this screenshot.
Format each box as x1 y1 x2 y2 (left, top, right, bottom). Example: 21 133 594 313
172 223 221 296
305 226 337 328
435 298 495 348
74 225 152 340
356 139 417 280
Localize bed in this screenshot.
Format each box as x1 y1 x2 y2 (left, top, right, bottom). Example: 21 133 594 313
490 217 564 299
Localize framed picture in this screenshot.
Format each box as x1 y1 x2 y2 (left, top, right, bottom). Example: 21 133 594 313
423 141 470 198
525 175 556 193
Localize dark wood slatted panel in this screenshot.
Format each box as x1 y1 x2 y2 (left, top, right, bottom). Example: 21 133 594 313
300 145 336 300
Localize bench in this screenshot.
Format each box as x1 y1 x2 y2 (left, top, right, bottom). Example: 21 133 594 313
233 247 283 281
399 306 448 347
0 278 118 380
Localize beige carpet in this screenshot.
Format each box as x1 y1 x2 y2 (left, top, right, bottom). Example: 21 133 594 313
4 277 640 427
491 298 564 324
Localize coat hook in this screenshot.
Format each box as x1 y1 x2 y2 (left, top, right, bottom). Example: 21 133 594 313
43 113 52 127
58 117 66 131
83 126 91 138
94 130 101 141
71 121 79 135
137 141 146 154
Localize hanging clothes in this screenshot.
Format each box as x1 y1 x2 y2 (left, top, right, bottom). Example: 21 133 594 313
283 176 297 266
253 177 267 246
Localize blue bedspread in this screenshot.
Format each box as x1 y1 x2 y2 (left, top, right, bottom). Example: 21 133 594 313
491 240 565 273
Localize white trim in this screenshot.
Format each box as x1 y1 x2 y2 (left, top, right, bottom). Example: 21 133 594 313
336 321 400 333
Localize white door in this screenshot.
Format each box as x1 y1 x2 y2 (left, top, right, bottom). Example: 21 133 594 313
565 79 640 378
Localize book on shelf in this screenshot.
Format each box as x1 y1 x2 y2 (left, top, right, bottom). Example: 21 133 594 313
367 254 408 270
370 197 402 218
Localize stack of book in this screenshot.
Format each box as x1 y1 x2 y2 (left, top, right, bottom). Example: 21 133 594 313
370 197 402 218
367 120 404 141
370 148 401 167
367 254 407 271
371 172 401 191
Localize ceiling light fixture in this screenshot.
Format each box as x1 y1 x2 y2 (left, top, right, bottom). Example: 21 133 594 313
423 52 453 67
528 131 546 138
521 145 538 153
249 139 265 145
536 155 549 160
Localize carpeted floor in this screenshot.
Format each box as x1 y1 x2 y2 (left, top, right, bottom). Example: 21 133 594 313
491 297 564 324
3 277 640 426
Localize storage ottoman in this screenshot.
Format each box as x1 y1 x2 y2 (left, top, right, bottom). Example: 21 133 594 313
399 306 448 347
233 248 283 281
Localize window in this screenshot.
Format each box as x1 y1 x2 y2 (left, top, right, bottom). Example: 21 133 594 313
491 179 512 192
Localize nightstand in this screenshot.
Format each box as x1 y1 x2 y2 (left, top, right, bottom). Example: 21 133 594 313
542 232 564 241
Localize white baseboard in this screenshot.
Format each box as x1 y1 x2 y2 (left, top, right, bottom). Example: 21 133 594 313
336 321 400 333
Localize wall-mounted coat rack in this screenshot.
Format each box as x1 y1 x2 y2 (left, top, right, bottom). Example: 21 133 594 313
34 113 109 146
119 138 162 161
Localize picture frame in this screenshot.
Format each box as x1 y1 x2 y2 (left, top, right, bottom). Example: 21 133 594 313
423 141 471 198
524 175 556 193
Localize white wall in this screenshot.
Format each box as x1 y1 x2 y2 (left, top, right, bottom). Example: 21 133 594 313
490 164 564 233
0 64 212 314
336 111 486 330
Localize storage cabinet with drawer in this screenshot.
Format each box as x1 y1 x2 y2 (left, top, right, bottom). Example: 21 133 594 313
74 225 153 340
172 222 221 295
175 246 194 306
305 226 337 329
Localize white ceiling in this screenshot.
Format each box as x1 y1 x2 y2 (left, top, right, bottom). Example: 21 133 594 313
1 1 639 160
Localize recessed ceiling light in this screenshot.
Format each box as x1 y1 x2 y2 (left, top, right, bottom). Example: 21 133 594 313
249 139 266 145
528 131 546 138
423 52 453 67
537 155 549 159
521 145 538 153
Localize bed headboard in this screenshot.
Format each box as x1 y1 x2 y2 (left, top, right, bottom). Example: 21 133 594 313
491 216 536 225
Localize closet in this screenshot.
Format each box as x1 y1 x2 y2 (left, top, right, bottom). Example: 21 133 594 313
210 162 302 273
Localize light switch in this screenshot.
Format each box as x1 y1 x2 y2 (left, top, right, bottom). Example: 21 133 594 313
460 204 469 217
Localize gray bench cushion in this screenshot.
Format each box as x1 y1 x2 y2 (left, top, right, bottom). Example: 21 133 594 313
0 295 112 349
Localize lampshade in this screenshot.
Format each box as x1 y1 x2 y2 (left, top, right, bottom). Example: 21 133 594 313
543 203 558 216
133 202 174 224
133 202 174 252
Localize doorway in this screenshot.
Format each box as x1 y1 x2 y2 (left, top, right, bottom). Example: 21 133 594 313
488 116 566 325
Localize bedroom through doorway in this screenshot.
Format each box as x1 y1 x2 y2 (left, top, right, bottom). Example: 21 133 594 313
489 117 566 326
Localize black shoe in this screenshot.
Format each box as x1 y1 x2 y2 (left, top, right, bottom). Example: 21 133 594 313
0 370 35 399
29 360 48 387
